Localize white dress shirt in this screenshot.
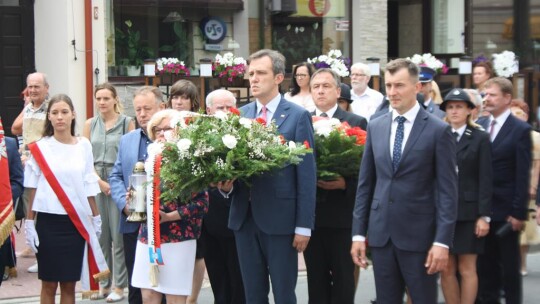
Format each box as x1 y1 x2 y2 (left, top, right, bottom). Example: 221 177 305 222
256 94 281 122
389 103 421 158
489 109 511 142
24 136 100 215
350 87 384 122
315 104 338 118
452 124 467 142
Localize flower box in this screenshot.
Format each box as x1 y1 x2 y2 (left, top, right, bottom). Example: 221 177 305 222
218 77 246 87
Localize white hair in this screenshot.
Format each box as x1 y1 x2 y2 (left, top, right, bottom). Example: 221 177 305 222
350 62 371 78
205 89 237 107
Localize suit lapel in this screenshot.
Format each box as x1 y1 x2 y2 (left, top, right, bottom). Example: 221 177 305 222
333 107 346 122
273 98 291 128
456 127 472 153
242 102 258 119
492 115 514 148
379 113 393 173
399 108 428 166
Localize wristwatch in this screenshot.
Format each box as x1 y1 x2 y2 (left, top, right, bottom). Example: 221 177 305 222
481 216 491 223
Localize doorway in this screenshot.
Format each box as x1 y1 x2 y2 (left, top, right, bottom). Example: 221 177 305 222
0 0 35 137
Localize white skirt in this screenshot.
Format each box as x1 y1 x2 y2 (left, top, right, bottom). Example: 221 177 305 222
132 240 196 295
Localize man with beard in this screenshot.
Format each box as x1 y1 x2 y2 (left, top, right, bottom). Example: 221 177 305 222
349 62 384 122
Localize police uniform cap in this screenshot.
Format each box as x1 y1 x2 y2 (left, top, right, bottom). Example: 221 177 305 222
440 88 476 111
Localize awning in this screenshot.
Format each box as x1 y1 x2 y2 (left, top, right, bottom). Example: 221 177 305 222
115 0 243 10
502 16 540 39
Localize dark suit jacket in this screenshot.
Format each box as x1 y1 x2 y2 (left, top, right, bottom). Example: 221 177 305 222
109 129 143 234
311 108 366 228
352 106 458 251
204 188 234 237
491 114 531 221
455 126 493 221
229 97 317 234
6 137 23 202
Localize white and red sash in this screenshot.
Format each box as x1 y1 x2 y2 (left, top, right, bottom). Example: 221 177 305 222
28 141 109 296
146 152 164 286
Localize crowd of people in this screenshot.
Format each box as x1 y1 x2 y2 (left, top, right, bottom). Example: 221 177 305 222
0 49 539 304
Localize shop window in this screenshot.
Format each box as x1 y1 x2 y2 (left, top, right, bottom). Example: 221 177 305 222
272 0 351 72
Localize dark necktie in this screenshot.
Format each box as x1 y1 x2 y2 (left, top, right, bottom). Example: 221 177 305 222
392 116 406 172
320 112 328 117
453 131 459 142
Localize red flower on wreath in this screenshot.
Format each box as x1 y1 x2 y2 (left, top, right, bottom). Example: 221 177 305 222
229 107 241 116
346 127 367 145
255 117 267 125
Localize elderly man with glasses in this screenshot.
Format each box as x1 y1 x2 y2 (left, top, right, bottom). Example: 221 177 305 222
349 62 384 122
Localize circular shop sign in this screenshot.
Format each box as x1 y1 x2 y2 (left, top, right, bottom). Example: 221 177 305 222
200 17 227 44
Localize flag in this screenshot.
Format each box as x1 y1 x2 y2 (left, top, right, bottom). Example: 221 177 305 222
0 116 14 246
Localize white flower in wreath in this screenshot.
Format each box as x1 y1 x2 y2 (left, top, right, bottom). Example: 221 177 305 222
313 118 341 137
163 130 175 142
214 111 228 121
222 134 238 149
147 142 164 157
177 138 192 152
288 141 297 150
239 117 253 129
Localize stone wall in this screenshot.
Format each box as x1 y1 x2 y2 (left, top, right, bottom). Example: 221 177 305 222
353 0 388 65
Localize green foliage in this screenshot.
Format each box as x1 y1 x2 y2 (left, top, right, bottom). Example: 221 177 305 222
316 131 364 180
159 112 311 202
115 20 154 66
159 21 191 67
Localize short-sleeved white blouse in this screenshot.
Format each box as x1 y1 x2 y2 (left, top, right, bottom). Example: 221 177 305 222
24 136 100 215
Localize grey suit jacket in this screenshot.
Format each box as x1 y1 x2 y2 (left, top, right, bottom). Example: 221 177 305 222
352 106 458 251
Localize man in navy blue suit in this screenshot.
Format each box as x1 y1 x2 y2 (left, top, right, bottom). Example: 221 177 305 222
351 59 458 303
218 49 317 303
476 77 531 304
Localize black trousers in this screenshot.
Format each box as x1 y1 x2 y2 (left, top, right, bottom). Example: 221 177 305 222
123 231 142 304
200 225 245 304
303 227 356 304
477 221 522 304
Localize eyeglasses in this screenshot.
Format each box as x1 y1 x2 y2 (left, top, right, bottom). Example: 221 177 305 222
350 73 367 77
294 74 309 79
152 126 173 134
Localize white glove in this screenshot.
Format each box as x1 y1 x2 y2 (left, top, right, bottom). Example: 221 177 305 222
92 215 102 238
25 220 39 253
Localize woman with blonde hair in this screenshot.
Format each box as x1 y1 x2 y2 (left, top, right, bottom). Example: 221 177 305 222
83 83 135 302
430 81 443 105
131 109 208 304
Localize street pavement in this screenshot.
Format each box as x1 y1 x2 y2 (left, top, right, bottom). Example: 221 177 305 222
1 227 540 303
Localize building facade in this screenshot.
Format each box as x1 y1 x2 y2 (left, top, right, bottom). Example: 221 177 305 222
0 0 539 135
